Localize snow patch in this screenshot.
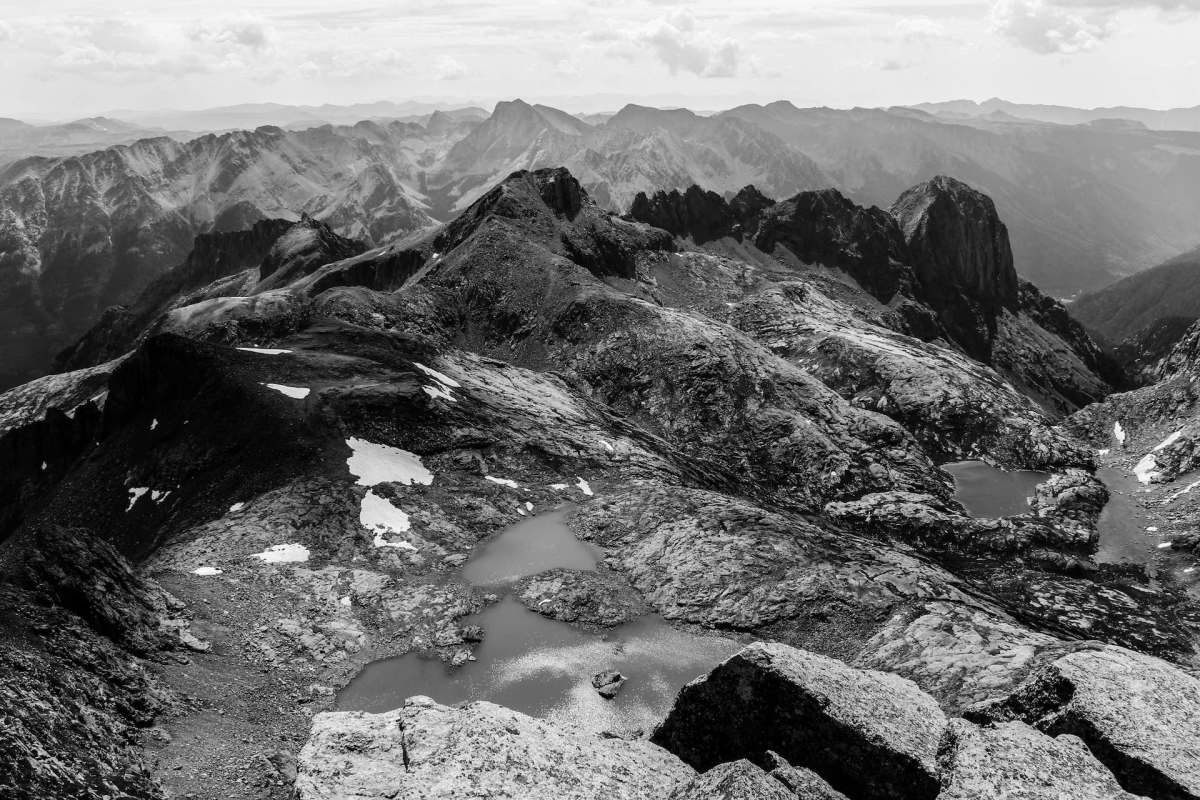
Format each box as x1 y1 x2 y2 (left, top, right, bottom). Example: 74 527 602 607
1134 453 1160 484
359 490 416 551
413 362 461 388
1113 421 1126 446
346 438 433 486
40 461 47 471
549 483 568 490
598 437 614 453
251 543 310 563
192 566 223 576
238 347 292 355
151 489 171 503
485 475 519 489
517 506 527 516
229 502 245 512
1158 542 1174 550
575 477 593 496
264 383 310 399
1097 448 1110 456
126 487 149 511
150 418 158 431
524 501 534 511
415 362 459 403
422 384 456 402
339 595 352 606
1147 526 1160 532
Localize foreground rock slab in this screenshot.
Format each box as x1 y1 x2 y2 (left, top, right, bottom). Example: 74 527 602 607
651 642 947 800
971 644 1200 800
938 720 1143 799
296 696 694 800
667 760 793 800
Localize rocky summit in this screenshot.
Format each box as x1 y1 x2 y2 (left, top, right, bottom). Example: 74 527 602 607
0 164 1198 800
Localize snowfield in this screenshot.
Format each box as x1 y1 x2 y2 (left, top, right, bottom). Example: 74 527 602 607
346 438 433 486
360 490 416 551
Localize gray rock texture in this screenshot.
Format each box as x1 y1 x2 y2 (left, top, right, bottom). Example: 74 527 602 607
970 645 1200 800
937 719 1144 800
651 642 947 800
296 697 694 800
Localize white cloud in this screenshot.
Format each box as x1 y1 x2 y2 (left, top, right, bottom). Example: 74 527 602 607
434 55 468 80
990 0 1111 53
990 0 1200 53
188 17 271 50
40 16 277 77
894 17 951 42
298 48 407 80
637 10 743 78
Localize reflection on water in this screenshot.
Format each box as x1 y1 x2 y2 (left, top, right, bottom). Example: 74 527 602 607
942 460 1048 518
1095 466 1157 565
336 597 739 732
461 505 598 585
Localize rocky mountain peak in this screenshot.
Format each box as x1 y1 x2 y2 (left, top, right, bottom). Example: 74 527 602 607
534 166 585 218
891 175 1019 360
257 216 367 288
754 187 912 304
627 184 770 244
607 104 701 135
891 175 1019 310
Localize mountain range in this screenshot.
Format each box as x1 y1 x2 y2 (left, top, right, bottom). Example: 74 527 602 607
3 164 1198 799
4 97 1200 390
912 98 1200 132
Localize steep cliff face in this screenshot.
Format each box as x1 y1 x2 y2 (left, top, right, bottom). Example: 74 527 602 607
891 176 1018 361
754 188 915 305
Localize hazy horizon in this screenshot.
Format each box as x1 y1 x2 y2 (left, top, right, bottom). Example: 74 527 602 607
3 0 1199 119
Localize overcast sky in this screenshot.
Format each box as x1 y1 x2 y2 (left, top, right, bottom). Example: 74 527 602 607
1 0 1197 118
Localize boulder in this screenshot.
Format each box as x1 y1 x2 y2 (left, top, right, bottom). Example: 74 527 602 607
968 645 1200 800
296 697 693 800
650 642 947 800
938 719 1142 799
763 752 850 800
667 760 794 800
591 670 627 700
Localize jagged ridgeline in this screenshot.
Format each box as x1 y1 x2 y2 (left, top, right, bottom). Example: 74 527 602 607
1 167 1197 800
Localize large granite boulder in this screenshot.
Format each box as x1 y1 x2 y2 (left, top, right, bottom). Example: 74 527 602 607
296 697 694 800
650 642 947 800
938 719 1143 799
969 644 1200 800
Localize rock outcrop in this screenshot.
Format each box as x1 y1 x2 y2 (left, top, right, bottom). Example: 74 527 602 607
296 697 693 800
970 645 1200 799
937 719 1144 800
667 760 794 800
892 176 1018 334
651 642 947 800
629 175 1116 413
628 185 774 244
